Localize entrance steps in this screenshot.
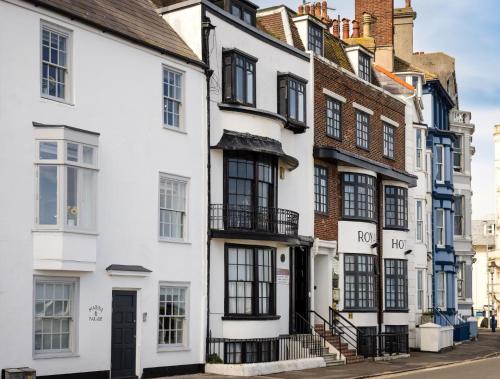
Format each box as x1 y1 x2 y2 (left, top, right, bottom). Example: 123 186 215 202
314 324 364 364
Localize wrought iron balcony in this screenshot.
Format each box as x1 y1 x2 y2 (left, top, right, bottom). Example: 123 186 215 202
209 204 299 241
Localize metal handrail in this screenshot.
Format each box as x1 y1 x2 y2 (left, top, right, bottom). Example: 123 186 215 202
309 310 344 357
294 312 328 357
329 307 361 354
432 306 454 327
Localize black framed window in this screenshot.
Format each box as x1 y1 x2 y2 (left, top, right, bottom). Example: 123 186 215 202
356 111 369 150
225 340 278 363
385 186 408 229
223 50 256 107
344 254 376 310
225 245 276 316
326 97 341 139
358 52 371 82
308 23 323 55
385 325 409 354
314 166 328 214
454 195 464 236
385 259 408 310
230 1 256 25
383 123 395 159
342 173 376 221
358 327 377 357
278 74 307 128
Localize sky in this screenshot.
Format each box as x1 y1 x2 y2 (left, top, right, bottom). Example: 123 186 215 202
254 0 500 220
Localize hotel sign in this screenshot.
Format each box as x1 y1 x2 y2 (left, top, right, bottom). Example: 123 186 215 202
338 221 377 254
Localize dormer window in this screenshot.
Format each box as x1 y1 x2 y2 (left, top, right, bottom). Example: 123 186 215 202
358 52 371 82
308 23 323 55
214 0 256 26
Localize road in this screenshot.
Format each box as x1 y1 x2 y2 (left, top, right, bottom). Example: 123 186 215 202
380 356 500 379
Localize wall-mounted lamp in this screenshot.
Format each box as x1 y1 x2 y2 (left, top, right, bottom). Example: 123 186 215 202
371 243 379 249
404 250 413 255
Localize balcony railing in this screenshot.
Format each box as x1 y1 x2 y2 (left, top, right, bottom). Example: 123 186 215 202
209 204 299 238
450 110 472 125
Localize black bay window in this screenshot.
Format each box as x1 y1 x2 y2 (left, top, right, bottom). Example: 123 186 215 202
385 186 408 229
278 73 307 132
342 173 376 221
344 254 376 310
224 151 277 230
225 245 276 317
223 49 256 107
385 260 408 310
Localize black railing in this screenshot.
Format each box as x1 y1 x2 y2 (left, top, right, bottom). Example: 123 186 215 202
329 307 361 354
310 310 344 357
206 315 326 364
210 204 299 237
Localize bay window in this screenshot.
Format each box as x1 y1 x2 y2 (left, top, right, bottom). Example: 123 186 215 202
385 259 408 310
457 262 465 300
34 276 77 356
223 49 256 107
278 73 307 130
342 173 376 221
454 195 464 236
385 186 408 229
453 134 463 172
344 254 376 310
36 139 98 231
436 208 445 247
225 245 275 317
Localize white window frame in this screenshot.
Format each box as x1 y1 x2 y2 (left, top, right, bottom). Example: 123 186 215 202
436 272 447 309
35 139 98 232
436 144 445 183
416 200 424 243
158 282 190 351
40 21 72 104
457 262 465 300
436 208 446 247
417 269 424 311
415 129 424 170
158 173 189 242
162 66 185 131
33 276 79 359
453 134 463 173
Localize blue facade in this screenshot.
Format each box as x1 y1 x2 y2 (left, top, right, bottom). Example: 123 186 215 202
425 80 456 321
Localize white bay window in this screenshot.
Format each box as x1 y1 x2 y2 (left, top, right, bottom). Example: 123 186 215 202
36 137 98 231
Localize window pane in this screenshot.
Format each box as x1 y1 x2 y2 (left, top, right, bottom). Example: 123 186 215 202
82 146 94 165
79 169 97 229
66 166 78 227
67 143 78 162
40 141 58 160
39 165 58 225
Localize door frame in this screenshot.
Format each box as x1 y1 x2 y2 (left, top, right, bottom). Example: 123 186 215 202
289 246 310 334
110 288 140 379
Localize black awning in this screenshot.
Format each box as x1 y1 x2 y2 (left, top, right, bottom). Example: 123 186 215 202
314 147 417 187
212 130 299 170
106 264 152 273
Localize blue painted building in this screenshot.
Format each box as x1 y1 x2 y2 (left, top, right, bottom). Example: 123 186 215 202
423 79 456 323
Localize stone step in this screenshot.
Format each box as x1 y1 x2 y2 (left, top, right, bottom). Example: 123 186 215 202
346 356 365 364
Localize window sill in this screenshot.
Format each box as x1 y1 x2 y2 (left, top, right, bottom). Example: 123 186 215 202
383 155 396 161
384 309 409 313
341 309 377 313
159 238 191 245
41 95 74 107
157 345 191 353
32 228 99 236
34 352 79 360
383 227 409 232
340 217 377 224
162 125 187 134
315 211 330 217
326 134 342 142
222 315 281 321
285 120 308 134
356 145 370 152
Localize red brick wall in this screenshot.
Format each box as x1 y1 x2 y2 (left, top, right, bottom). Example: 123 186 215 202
313 57 405 241
355 0 394 47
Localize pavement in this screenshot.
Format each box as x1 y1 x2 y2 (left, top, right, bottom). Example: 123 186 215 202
167 329 500 379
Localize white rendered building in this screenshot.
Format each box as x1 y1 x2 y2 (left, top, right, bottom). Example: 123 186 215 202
0 0 207 377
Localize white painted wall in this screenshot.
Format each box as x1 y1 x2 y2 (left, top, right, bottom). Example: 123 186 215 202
0 1 206 376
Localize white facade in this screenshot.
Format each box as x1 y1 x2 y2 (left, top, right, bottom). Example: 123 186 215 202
0 0 207 377
162 0 315 363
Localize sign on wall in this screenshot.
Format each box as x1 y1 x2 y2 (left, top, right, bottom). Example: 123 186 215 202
338 221 377 254
383 229 410 258
277 268 289 285
88 305 104 322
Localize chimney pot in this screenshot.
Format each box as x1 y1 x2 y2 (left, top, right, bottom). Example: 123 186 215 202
342 18 350 40
298 4 304 15
332 19 340 38
352 20 360 38
305 4 310 15
315 2 322 19
362 12 372 38
405 0 412 7
322 1 328 20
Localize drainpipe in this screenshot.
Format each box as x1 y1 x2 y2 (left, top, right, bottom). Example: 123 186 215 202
377 179 384 345
202 8 215 358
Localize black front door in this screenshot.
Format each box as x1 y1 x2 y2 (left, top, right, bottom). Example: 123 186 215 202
111 291 137 379
290 246 310 333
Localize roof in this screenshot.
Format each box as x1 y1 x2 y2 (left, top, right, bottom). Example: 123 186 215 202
374 64 415 92
257 7 304 51
324 33 353 72
22 0 201 65
472 220 496 247
394 56 437 81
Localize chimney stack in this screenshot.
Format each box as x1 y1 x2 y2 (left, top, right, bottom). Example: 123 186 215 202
362 12 372 38
342 18 350 40
332 18 340 38
352 20 360 38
